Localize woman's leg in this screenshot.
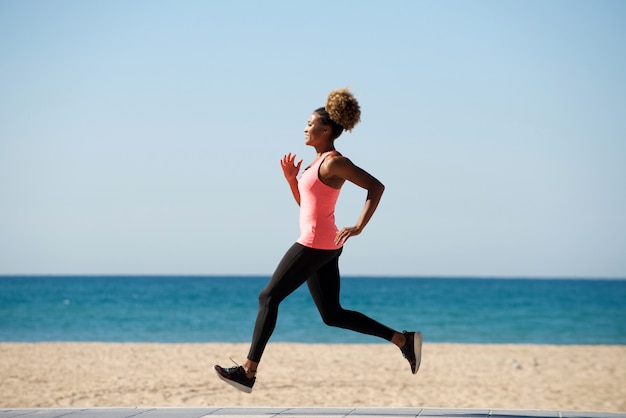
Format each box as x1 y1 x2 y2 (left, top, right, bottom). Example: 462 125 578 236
246 243 341 363
306 250 397 342
306 253 422 374
216 244 421 392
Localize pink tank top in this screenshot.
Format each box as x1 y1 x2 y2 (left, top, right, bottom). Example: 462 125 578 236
296 151 342 250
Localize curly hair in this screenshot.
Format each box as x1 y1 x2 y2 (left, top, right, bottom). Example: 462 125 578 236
314 87 361 140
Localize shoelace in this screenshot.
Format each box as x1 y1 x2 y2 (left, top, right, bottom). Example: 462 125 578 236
226 358 256 377
223 357 243 373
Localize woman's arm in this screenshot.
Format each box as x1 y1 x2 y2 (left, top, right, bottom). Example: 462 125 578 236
280 153 303 206
322 156 385 245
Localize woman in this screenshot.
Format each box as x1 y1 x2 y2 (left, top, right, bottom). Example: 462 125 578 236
214 88 421 393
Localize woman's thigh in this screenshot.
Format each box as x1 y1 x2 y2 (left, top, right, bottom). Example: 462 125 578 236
262 243 341 303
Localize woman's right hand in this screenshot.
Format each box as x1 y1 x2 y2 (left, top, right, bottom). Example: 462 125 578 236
281 153 302 183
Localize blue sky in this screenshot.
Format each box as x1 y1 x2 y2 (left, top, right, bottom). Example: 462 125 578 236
1 0 625 277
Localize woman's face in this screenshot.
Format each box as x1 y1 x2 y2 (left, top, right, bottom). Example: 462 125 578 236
304 113 329 146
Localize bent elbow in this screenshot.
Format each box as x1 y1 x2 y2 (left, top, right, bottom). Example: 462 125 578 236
368 181 384 198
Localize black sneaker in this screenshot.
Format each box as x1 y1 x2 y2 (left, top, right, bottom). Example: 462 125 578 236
214 364 255 393
400 331 422 374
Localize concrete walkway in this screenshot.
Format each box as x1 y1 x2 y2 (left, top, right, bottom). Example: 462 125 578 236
1 407 624 418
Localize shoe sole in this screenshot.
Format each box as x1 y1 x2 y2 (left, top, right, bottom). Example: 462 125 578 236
413 331 423 374
213 366 253 393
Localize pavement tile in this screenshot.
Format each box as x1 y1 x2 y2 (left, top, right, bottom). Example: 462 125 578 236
0 410 90 418
349 407 421 417
55 409 150 418
0 411 33 418
202 408 287 417
560 412 626 418
133 408 218 417
489 410 560 418
1 408 624 418
418 409 490 417
278 408 354 416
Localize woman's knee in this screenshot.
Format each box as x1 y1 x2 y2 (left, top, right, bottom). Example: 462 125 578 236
258 287 271 305
319 307 344 327
258 287 281 311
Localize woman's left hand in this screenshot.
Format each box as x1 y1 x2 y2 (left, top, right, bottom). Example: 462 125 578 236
335 226 362 245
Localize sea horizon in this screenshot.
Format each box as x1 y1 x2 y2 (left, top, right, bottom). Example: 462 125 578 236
2 275 625 345
2 274 625 280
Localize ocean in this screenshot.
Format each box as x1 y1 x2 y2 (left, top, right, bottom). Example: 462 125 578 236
1 276 624 344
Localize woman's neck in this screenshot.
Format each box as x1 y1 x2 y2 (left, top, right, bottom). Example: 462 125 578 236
314 146 336 157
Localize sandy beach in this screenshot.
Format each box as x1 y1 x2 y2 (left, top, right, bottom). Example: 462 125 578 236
1 343 624 412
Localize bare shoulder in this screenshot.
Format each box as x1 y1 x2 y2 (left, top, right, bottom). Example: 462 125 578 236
324 153 355 171
322 153 369 182
321 153 381 189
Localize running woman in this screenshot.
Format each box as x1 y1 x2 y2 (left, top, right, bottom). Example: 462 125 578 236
214 88 422 393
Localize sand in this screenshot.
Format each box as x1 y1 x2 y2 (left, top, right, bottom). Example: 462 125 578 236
1 343 624 412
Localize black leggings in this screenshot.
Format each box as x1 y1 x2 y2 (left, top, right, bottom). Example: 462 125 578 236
247 242 396 362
